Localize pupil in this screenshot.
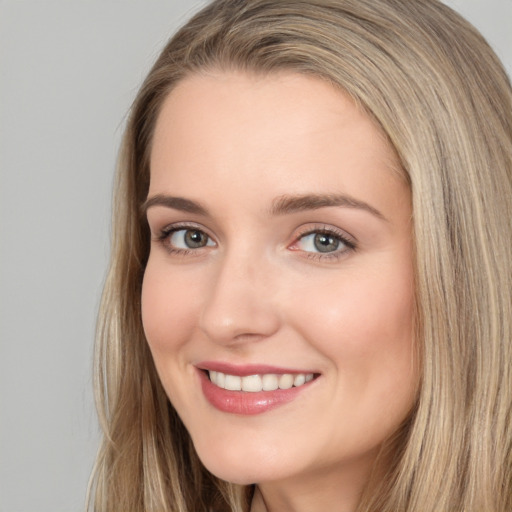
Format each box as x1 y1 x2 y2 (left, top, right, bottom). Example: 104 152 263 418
314 233 339 253
185 230 206 248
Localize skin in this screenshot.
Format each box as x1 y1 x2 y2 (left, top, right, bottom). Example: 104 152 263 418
142 70 418 512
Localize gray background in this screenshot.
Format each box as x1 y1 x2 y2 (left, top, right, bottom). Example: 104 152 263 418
0 1 510 511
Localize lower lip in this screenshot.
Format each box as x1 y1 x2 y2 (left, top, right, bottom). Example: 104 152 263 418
198 370 314 415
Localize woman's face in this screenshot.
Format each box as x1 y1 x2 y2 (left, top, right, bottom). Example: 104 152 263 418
142 71 418 492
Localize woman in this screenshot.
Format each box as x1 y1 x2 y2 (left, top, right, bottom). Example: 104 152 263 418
88 0 512 511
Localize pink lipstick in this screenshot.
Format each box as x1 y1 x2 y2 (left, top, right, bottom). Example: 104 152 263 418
196 362 317 415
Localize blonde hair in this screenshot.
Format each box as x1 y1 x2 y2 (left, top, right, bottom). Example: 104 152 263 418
88 1 512 510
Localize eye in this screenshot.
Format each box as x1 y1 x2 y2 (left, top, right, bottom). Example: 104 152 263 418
159 226 215 252
290 227 356 259
297 232 344 253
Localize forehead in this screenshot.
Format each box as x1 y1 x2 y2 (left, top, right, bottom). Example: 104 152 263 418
149 70 406 215
152 70 394 154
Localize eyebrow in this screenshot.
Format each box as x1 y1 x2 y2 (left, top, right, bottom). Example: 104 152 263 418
269 193 387 221
142 192 386 221
142 194 209 216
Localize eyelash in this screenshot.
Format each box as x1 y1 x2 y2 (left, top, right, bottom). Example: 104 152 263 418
155 223 356 261
290 225 356 262
156 223 213 257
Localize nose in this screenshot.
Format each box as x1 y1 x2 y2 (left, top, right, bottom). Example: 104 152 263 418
199 251 281 346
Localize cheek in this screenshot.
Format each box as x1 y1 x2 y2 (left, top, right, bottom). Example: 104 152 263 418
290 260 416 401
294 267 413 348
141 259 200 357
292 266 417 449
141 259 209 417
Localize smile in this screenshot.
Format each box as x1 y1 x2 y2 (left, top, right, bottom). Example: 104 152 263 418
208 370 315 392
198 365 319 415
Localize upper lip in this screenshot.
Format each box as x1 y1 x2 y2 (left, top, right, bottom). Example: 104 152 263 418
196 361 318 377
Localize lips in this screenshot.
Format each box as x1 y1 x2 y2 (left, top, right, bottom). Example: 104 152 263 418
197 362 318 415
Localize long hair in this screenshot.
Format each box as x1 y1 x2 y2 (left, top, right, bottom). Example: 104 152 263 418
88 1 512 510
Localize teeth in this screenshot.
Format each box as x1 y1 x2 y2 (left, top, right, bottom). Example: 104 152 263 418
224 374 241 391
293 374 306 387
241 374 262 392
208 371 315 392
278 374 294 389
216 371 225 388
262 374 279 391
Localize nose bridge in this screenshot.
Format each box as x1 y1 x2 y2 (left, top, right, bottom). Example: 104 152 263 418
199 244 280 345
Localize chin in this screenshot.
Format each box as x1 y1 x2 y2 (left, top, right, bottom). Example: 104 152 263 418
197 452 261 484
193 436 295 485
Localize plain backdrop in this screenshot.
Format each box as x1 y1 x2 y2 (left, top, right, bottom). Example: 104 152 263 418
0 1 510 511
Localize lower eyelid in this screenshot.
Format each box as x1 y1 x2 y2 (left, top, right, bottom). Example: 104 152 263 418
302 250 347 262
